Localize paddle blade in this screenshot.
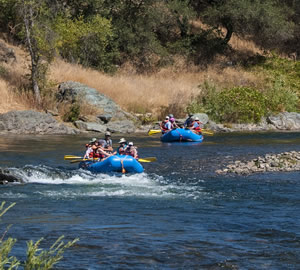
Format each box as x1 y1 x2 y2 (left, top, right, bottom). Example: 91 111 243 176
64 155 83 160
70 158 93 163
148 129 161 136
138 157 157 162
202 129 214 136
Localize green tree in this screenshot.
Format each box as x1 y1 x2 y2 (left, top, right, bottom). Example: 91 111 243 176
191 0 294 48
54 14 115 71
18 0 57 103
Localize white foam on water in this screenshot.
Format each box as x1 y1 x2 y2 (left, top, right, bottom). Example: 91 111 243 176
0 191 28 199
10 166 207 200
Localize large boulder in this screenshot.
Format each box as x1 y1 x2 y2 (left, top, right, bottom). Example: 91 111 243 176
74 121 106 133
106 120 136 133
57 81 134 121
0 110 79 134
267 112 300 130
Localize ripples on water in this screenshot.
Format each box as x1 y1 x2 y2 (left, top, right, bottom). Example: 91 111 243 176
1 133 300 269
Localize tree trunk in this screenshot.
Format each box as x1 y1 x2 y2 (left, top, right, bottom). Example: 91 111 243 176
22 0 41 104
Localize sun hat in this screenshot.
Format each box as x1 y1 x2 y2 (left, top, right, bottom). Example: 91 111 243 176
119 138 126 143
128 142 133 146
105 131 111 136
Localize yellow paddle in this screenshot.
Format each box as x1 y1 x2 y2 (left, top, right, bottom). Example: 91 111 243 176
66 156 157 163
148 129 162 136
64 155 83 160
148 129 214 136
138 157 157 162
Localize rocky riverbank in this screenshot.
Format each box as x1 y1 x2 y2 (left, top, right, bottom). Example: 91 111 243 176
216 151 300 175
0 80 300 135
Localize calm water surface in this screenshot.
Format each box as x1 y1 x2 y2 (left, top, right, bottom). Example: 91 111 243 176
0 132 300 269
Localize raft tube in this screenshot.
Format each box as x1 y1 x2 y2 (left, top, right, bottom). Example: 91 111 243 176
160 128 204 142
79 155 144 174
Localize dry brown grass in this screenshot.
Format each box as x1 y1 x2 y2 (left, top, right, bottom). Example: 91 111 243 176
0 36 266 117
49 58 263 116
0 79 30 113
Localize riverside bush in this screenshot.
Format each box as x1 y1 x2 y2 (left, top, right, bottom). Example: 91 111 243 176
212 86 267 123
188 84 268 123
0 201 78 269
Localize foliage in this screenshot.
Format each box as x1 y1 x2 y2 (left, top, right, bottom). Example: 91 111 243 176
63 103 80 122
213 86 267 123
54 15 117 72
264 77 299 113
192 0 294 48
188 83 268 123
250 54 300 112
0 202 78 270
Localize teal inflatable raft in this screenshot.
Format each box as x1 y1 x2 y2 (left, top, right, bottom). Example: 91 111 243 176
79 155 144 173
161 128 204 142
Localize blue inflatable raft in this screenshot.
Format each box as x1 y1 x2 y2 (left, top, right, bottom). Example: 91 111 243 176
79 155 144 174
160 128 204 142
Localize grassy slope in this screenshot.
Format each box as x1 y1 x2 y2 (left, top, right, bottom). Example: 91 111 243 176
0 34 298 119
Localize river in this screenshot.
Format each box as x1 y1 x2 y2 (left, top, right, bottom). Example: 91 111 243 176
0 132 300 269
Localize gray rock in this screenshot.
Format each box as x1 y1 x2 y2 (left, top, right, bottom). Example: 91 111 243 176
57 81 134 122
191 113 209 124
267 112 300 130
106 120 136 133
0 110 79 135
97 114 112 123
0 169 22 184
217 151 300 175
75 121 106 133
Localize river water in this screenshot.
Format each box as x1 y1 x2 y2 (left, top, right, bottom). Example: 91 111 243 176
0 132 300 269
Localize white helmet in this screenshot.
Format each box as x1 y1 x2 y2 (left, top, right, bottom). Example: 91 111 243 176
165 116 169 120
194 117 199 121
105 131 111 136
128 142 133 146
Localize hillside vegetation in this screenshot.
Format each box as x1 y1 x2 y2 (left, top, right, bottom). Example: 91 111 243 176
0 0 299 123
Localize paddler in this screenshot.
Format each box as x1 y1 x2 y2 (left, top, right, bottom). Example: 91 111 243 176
191 117 203 134
124 142 139 159
117 138 128 155
160 116 172 134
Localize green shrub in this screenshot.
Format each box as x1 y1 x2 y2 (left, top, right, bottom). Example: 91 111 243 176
264 77 299 112
63 104 80 122
212 86 267 123
187 83 268 123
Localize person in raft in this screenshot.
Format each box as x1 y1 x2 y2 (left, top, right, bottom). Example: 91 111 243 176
117 138 128 155
191 117 203 134
96 140 114 161
160 116 172 134
83 138 97 159
184 113 194 128
124 142 139 159
170 117 179 129
99 131 114 154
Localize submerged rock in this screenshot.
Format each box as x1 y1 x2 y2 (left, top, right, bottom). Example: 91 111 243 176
0 169 22 185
